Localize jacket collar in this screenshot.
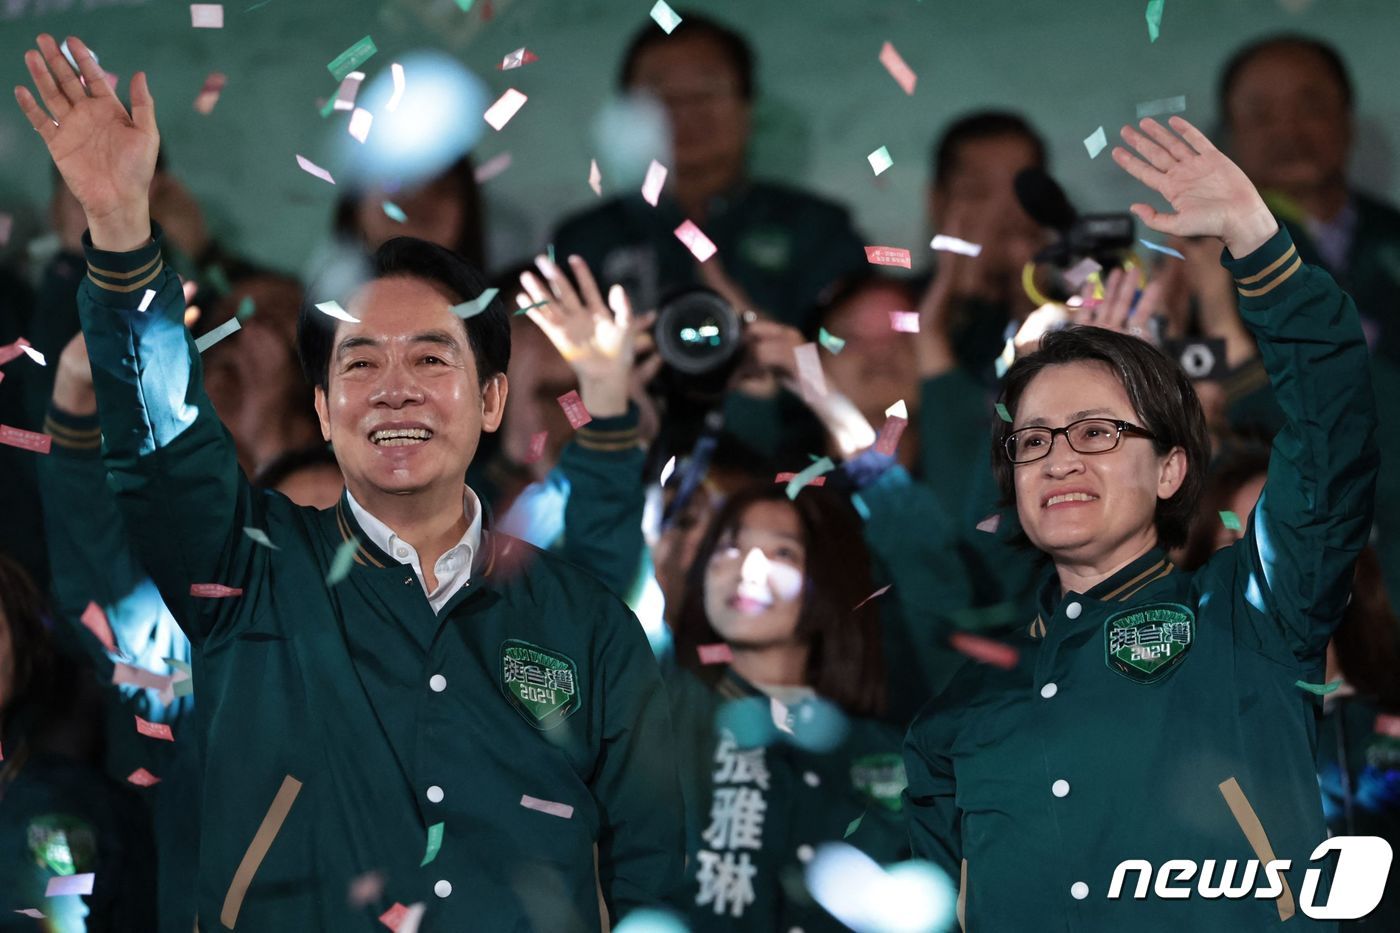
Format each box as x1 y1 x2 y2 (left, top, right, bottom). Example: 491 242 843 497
329 491 502 581
1030 547 1177 638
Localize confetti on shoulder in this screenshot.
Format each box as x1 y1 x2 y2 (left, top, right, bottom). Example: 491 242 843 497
1084 126 1108 159
650 0 682 33
520 794 574 819
190 3 224 27
316 300 360 323
484 88 528 130
296 154 335 185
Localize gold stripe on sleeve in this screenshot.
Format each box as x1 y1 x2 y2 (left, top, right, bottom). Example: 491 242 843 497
1234 244 1297 286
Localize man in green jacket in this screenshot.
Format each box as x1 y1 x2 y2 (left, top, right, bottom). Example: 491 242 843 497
904 115 1380 929
15 34 683 932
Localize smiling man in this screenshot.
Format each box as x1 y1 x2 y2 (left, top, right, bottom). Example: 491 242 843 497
15 34 683 931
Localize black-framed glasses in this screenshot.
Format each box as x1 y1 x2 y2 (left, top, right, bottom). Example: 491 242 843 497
1004 418 1157 464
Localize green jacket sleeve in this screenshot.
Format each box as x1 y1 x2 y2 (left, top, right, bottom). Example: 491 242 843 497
1225 227 1380 663
901 708 962 879
556 406 646 598
590 594 686 919
78 227 256 646
917 365 992 525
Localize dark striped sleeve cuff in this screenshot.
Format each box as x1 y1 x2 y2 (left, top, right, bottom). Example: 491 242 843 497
44 405 102 456
1221 226 1303 309
81 225 164 297
574 404 642 453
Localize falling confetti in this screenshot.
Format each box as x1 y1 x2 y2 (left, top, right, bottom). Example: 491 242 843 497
889 311 919 333
348 872 385 908
1146 0 1165 42
650 0 682 33
1219 510 1242 532
785 456 835 500
135 715 175 741
774 472 826 487
328 36 377 82
0 425 52 455
137 288 157 312
0 337 32 366
818 328 846 354
1135 95 1186 119
1139 238 1185 259
80 601 118 654
843 812 866 839
327 539 358 585
315 300 360 323
641 159 668 206
930 234 983 257
520 795 574 819
793 342 827 403
382 201 407 223
976 513 1002 534
420 822 444 866
1295 679 1343 696
557 390 593 429
348 108 373 143
851 584 891 611
195 317 242 353
128 768 161 786
674 219 718 262
484 88 528 130
190 583 243 598
387 63 406 112
867 145 893 176
874 410 907 456
190 3 224 27
45 874 95 897
864 246 911 269
949 632 1019 669
1084 126 1108 159
523 431 548 464
379 903 426 933
474 152 513 183
19 344 45 366
697 643 734 665
499 47 538 70
878 41 916 95
588 159 602 196
332 71 365 111
295 154 335 185
450 288 500 319
194 72 226 114
995 402 1013 422
243 527 280 550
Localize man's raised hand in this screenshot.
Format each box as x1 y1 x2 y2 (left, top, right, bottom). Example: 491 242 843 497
1112 116 1277 258
14 35 159 251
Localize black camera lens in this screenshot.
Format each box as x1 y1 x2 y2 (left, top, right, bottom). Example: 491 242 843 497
654 287 743 375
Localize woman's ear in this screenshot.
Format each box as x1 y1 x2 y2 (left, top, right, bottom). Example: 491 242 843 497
1157 445 1188 500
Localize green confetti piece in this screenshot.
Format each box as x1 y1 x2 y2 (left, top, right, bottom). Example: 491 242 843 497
785 456 834 500
242 527 280 550
204 263 232 296
995 402 1012 423
451 287 500 319
318 97 337 120
235 295 257 321
382 201 407 223
513 299 550 316
850 492 870 521
1084 126 1108 159
1145 0 1164 42
328 36 377 83
818 327 846 355
164 657 192 676
326 539 358 586
1218 510 1242 532
453 0 474 10
420 822 444 866
843 811 865 839
547 243 556 266
1295 679 1343 696
165 657 194 696
195 317 241 354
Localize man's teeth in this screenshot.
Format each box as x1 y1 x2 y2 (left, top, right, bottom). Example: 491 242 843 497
1047 492 1097 507
372 428 432 446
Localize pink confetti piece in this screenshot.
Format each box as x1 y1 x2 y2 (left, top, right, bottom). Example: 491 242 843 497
0 213 11 247
499 47 538 70
878 41 917 95
387 63 405 112
483 88 528 130
588 159 602 196
976 513 1002 534
190 3 223 27
793 342 827 402
889 311 920 333
874 415 907 456
348 871 385 907
949 632 1019 669
852 584 891 611
194 72 226 114
135 715 174 741
641 159 668 206
14 909 45 919
864 246 912 269
0 337 31 366
348 107 373 143
674 219 717 262
379 902 426 933
79 601 116 652
190 582 244 598
523 430 548 464
697 643 734 665
0 425 51 455
1376 713 1400 739
128 768 161 787
295 154 335 185
556 390 593 429
113 663 176 694
473 152 512 183
520 794 574 819
774 473 825 486
332 71 365 112
45 873 94 897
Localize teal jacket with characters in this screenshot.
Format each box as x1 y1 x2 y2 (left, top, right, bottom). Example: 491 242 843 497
665 667 910 931
904 228 1378 931
74 228 684 932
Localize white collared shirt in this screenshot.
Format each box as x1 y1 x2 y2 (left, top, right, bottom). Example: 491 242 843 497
346 485 483 613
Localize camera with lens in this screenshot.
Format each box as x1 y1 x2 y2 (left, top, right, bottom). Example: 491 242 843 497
1014 167 1137 302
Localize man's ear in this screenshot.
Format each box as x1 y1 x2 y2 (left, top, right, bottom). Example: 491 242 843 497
314 385 332 442
1157 446 1188 501
480 373 508 433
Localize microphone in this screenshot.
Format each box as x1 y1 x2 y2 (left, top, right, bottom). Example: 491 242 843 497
1015 167 1077 231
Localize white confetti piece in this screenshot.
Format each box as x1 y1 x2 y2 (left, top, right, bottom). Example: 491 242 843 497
193 72 226 114
1084 126 1108 159
878 41 917 95
867 145 893 175
588 159 602 196
771 697 795 735
295 154 335 185
499 47 537 70
473 152 512 183
483 88 528 131
242 526 280 550
450 288 499 319
1135 94 1186 119
673 219 717 262
315 300 360 323
19 344 46 366
1064 257 1103 289
190 3 223 27
885 399 908 419
641 159 668 206
520 794 574 819
387 63 405 112
14 909 45 919
650 0 682 33
46 873 95 896
930 234 983 257
1139 238 1185 259
793 342 827 403
332 71 365 112
889 311 920 333
347 107 373 143
195 316 241 353
976 513 1002 534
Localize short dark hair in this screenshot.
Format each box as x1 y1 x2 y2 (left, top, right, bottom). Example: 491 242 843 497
672 484 886 718
932 110 1047 187
1219 34 1355 124
296 236 511 393
618 11 756 101
332 153 487 269
992 327 1210 551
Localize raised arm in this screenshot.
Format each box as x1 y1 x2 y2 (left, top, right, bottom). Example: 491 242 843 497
1115 116 1379 662
16 35 254 644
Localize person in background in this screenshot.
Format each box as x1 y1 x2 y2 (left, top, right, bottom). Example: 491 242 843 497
1220 34 1400 365
0 555 157 931
333 153 487 270
666 484 909 930
253 444 345 510
552 11 866 330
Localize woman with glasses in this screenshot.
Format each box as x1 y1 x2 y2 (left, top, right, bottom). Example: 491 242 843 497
904 116 1379 930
